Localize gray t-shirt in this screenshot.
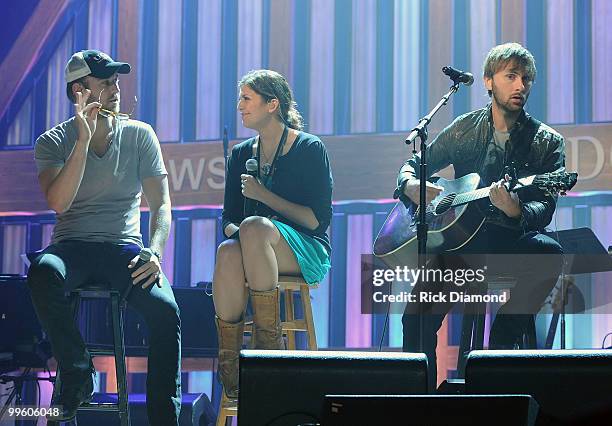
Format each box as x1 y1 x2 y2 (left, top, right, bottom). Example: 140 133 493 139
493 129 510 147
34 118 167 246
480 129 511 185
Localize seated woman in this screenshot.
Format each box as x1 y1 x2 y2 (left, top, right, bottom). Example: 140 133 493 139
213 69 333 399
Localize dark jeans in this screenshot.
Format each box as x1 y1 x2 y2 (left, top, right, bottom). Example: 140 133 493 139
27 241 181 425
402 224 563 390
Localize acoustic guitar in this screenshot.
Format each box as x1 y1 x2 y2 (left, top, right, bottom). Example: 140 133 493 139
373 171 578 269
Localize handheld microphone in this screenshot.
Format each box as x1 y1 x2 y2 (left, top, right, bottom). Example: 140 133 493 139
244 158 258 217
122 248 154 304
442 66 474 86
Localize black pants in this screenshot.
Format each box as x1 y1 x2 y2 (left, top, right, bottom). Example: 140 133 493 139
402 224 563 390
27 241 181 425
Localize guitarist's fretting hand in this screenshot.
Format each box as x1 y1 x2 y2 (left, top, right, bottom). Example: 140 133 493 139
403 180 443 206
489 174 521 218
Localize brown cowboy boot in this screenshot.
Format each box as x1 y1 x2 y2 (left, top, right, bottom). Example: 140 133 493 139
249 287 285 349
215 316 244 399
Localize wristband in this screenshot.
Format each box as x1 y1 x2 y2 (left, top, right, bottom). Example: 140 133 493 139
140 247 162 263
151 249 162 263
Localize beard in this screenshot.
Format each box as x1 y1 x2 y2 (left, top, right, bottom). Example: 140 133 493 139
105 99 120 112
84 87 120 112
99 93 120 112
491 85 528 115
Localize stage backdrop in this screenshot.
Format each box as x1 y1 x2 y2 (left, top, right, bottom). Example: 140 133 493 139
1 123 611 213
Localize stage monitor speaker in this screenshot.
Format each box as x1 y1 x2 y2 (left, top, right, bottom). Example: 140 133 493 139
321 394 539 426
238 350 428 426
466 350 612 425
76 393 215 425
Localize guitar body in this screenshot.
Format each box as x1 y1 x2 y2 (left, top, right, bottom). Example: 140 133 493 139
373 170 577 270
373 173 488 269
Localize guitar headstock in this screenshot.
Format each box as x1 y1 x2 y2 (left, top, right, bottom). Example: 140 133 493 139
530 171 578 196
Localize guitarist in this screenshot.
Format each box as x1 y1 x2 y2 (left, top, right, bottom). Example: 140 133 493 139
395 43 565 387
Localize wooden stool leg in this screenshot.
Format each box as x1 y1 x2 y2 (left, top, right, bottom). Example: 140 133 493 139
300 286 318 350
215 411 227 426
217 392 237 426
216 393 227 426
284 289 296 350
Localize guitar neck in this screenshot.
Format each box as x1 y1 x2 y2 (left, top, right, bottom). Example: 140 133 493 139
439 172 573 210
451 176 532 208
451 186 492 208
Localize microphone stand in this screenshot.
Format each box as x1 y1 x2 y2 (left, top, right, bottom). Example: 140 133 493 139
560 273 566 349
404 81 461 353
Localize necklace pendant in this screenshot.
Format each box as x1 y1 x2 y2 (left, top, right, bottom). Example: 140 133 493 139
262 163 272 176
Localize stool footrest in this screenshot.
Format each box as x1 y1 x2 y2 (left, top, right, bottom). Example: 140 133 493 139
89 347 117 357
79 402 120 411
280 320 308 331
243 322 308 333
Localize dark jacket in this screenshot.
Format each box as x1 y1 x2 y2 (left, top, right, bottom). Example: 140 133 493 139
394 104 565 232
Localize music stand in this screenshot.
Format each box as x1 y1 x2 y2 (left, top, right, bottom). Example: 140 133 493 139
544 227 612 274
543 228 612 348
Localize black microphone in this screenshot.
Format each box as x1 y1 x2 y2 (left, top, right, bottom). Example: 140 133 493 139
122 248 154 304
442 66 474 86
244 158 258 217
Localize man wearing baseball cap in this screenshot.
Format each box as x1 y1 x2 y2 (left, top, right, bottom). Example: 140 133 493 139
27 50 181 424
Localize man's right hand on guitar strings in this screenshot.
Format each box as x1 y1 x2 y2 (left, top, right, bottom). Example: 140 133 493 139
403 179 444 205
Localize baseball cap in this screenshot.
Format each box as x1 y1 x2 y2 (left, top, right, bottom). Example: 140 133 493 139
65 50 131 83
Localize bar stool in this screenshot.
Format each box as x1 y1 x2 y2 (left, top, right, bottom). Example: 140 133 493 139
456 276 518 376
216 276 318 426
48 286 130 426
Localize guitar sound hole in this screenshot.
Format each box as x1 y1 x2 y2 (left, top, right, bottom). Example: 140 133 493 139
435 194 455 214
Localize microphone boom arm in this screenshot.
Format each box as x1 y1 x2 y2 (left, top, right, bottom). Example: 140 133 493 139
402 76 466 353
405 83 459 145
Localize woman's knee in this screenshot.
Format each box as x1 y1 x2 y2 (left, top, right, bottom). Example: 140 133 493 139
239 216 277 245
213 241 246 295
216 240 243 265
